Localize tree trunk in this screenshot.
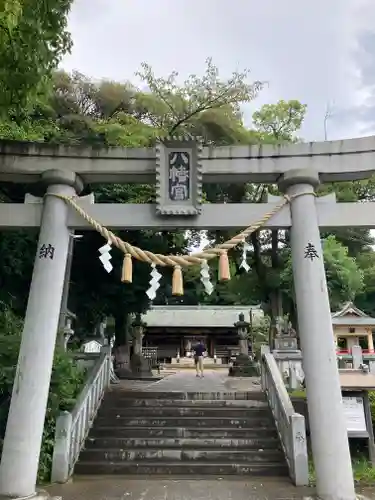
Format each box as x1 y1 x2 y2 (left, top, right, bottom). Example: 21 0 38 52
269 290 283 320
251 231 266 282
114 310 129 347
113 310 132 378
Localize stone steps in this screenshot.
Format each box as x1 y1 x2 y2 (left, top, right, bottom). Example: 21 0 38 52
90 426 278 439
85 436 280 449
102 398 267 408
105 390 264 400
97 406 271 418
74 390 288 478
74 461 289 477
94 416 273 427
78 448 284 462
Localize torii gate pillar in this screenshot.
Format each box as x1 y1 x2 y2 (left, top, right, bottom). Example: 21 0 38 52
0 170 83 498
279 169 355 500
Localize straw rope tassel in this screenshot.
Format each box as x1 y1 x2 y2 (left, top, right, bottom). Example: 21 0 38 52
172 265 184 296
48 193 301 270
121 253 133 283
219 251 231 281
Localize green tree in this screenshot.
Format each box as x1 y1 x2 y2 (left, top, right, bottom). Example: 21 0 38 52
319 179 375 257
281 235 364 313
252 99 307 143
0 0 73 115
0 229 37 315
353 251 375 316
136 58 264 136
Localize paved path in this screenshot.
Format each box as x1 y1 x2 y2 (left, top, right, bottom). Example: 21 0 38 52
46 477 375 499
118 370 262 393
47 477 315 500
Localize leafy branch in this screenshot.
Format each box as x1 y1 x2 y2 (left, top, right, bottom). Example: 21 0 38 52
136 58 264 136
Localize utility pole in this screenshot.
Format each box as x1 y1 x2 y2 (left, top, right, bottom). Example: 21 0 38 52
324 101 334 141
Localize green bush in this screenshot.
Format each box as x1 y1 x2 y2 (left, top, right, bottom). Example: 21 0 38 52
369 391 375 423
0 305 86 482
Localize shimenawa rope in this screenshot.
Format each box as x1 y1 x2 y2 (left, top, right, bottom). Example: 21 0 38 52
47 192 304 295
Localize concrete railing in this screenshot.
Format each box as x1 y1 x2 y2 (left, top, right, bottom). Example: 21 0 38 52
260 346 309 486
51 346 111 483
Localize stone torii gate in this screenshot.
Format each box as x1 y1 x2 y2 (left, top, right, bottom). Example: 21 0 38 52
1 136 375 500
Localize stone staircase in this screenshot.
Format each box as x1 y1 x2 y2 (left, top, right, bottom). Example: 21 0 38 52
74 388 288 477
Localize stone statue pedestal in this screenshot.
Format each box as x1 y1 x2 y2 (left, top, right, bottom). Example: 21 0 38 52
130 352 153 379
274 336 298 352
228 354 258 377
273 336 303 390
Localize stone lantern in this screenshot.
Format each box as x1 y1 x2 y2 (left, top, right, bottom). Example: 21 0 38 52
234 312 251 356
229 313 257 377
132 313 147 356
131 314 152 378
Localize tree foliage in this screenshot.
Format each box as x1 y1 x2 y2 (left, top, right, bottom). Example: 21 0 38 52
0 0 73 115
281 236 364 312
137 58 264 136
252 99 307 142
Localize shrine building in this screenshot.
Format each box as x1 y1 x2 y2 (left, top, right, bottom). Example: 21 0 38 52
332 302 375 354
141 305 263 364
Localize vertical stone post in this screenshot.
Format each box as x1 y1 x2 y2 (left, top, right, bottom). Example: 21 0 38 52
50 411 73 483
0 170 82 499
58 231 75 332
290 413 309 486
351 345 363 369
279 169 356 500
131 317 151 378
368 330 374 353
133 326 144 356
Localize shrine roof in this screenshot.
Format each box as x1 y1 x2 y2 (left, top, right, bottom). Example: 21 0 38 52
142 305 263 328
332 302 368 318
332 302 375 326
331 302 375 326
332 317 375 326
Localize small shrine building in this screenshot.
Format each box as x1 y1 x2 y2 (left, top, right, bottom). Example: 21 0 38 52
332 302 375 354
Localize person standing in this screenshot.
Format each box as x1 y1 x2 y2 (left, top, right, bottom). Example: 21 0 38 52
193 339 206 378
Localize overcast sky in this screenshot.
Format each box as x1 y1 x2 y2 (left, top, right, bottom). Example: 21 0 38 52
61 0 375 141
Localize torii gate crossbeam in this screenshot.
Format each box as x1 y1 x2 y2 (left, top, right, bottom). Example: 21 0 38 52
1 135 375 184
1 196 375 230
